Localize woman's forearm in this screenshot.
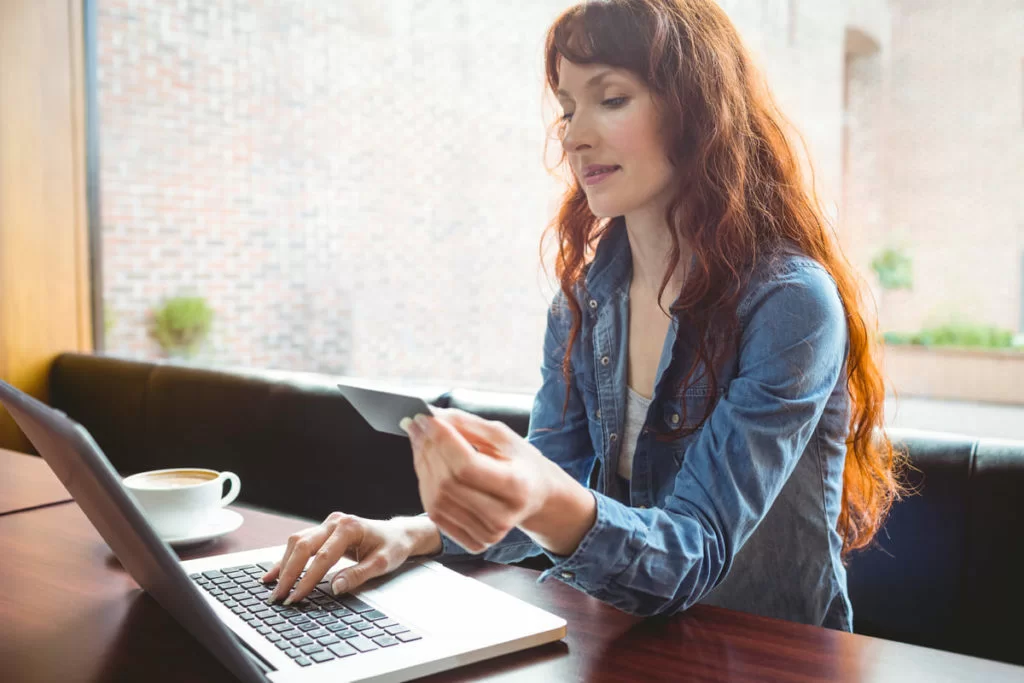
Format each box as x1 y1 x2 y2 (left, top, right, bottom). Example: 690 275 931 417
519 465 597 556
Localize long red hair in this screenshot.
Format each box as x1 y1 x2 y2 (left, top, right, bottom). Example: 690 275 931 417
540 0 904 556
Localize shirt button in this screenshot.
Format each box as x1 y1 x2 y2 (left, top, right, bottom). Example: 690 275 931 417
638 505 648 510
600 356 610 366
609 433 617 442
595 409 601 419
559 571 575 581
589 299 598 309
671 413 680 424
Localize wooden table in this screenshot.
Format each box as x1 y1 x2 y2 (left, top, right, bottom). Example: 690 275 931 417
0 447 71 515
1 472 1022 681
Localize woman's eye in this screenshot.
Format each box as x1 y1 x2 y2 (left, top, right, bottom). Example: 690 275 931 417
560 97 628 122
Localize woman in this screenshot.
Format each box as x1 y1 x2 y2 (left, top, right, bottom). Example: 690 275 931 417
262 0 903 629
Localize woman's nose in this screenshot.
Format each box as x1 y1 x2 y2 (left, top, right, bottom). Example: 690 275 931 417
561 114 594 153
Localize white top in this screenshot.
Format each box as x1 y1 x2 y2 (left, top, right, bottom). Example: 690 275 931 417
617 385 652 481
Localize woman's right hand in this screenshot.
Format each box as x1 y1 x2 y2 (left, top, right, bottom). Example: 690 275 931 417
261 512 441 605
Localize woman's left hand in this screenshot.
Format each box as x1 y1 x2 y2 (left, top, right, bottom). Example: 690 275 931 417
401 408 560 554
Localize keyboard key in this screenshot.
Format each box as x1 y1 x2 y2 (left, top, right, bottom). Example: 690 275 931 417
212 576 233 585
328 642 357 658
243 566 265 575
352 622 373 632
376 619 398 628
363 610 387 622
266 633 283 643
297 622 321 632
288 615 312 624
282 630 305 641
202 570 224 579
310 651 335 663
189 573 202 579
272 623 294 633
225 588 246 596
396 632 422 643
341 614 363 625
317 634 340 646
362 628 384 639
307 628 329 639
291 637 314 648
285 648 303 659
347 636 379 653
325 622 351 633
299 644 324 655
215 594 233 603
324 603 347 613
252 610 274 620
313 614 337 624
239 598 260 608
264 616 285 626
256 626 272 636
221 565 251 573
339 596 374 613
295 657 312 667
373 635 400 648
257 562 276 572
384 624 410 635
230 605 247 614
274 641 291 651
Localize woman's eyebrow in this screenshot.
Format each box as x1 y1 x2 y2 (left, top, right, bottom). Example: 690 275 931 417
556 69 618 99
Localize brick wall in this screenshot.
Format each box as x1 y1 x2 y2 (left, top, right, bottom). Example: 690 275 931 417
102 0 1013 391
875 0 1024 334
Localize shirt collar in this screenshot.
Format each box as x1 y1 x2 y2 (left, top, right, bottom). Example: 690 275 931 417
584 218 632 303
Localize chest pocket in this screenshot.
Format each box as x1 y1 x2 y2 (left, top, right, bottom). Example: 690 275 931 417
661 383 727 465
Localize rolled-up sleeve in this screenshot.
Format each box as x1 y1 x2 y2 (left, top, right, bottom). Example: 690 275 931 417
537 264 848 616
440 289 597 561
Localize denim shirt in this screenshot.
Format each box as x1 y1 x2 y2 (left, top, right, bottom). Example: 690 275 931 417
440 223 853 631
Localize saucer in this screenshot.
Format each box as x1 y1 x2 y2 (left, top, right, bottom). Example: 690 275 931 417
163 508 244 547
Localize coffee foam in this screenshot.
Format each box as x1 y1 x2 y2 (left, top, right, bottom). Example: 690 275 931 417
131 469 217 489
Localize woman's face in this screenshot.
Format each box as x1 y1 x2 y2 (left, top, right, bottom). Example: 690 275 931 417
557 60 676 219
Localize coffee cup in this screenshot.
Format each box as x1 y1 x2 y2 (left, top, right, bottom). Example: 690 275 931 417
123 467 241 539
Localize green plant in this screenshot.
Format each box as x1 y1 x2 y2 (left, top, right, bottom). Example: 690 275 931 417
103 307 117 337
150 296 214 357
871 246 913 291
883 321 1017 350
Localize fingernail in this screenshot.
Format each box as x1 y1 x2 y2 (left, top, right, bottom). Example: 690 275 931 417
332 576 348 595
413 413 429 430
283 596 294 606
398 417 413 433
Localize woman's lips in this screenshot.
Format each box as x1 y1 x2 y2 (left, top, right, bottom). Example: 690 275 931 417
584 166 620 186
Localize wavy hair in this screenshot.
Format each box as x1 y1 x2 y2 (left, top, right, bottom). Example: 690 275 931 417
539 0 904 555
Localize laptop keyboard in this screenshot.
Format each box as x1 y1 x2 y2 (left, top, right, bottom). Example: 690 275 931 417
189 563 421 668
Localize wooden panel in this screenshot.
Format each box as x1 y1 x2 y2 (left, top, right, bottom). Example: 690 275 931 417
0 0 93 451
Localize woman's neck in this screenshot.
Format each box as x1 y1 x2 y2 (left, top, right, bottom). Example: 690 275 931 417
622 215 690 304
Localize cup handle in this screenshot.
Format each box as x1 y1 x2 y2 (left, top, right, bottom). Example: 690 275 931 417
217 471 241 507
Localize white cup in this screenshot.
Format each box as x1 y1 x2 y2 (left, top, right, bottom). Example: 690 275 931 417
123 467 241 539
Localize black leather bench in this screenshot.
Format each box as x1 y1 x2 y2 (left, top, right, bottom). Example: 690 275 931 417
46 352 1024 666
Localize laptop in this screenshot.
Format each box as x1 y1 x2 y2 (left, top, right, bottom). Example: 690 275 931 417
0 380 566 682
